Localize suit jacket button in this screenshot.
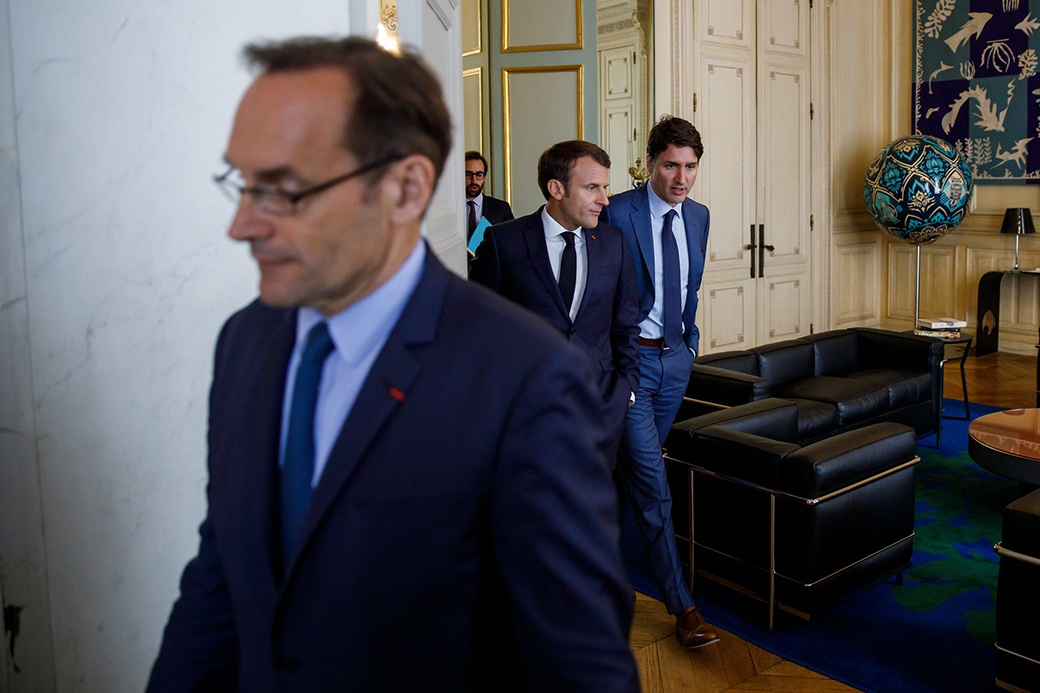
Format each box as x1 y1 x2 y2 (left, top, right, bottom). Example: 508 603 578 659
642 309 650 315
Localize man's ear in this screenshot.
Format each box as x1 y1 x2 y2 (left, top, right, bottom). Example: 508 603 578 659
547 178 566 201
385 154 436 224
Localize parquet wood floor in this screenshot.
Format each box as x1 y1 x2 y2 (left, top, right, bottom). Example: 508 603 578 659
630 349 1037 690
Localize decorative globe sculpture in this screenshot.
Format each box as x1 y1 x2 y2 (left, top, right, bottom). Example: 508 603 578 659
863 135 973 245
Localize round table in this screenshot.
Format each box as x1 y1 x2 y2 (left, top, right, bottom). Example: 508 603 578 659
968 409 1040 486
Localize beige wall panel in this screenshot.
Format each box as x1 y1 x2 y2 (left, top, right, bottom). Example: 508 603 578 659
762 274 803 339
834 241 880 324
702 0 751 48
761 67 807 263
463 68 483 154
886 244 956 322
833 2 886 218
504 0 579 50
504 68 581 216
761 0 804 56
699 58 753 270
604 107 633 194
705 283 750 351
462 0 481 54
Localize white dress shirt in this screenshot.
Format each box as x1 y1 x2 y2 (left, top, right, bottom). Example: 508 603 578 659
541 206 588 321
641 185 692 354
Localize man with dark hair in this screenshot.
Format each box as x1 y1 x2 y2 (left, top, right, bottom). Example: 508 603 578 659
465 150 513 241
148 37 638 691
471 140 640 456
601 115 717 649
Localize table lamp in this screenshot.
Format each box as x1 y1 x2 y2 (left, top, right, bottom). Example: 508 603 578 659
1001 207 1035 270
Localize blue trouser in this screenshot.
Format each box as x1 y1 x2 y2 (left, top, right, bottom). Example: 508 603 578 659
617 345 695 615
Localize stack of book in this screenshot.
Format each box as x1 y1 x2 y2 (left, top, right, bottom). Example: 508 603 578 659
915 318 966 339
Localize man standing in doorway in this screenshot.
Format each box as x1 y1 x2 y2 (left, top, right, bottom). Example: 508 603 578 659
601 115 717 649
465 150 514 241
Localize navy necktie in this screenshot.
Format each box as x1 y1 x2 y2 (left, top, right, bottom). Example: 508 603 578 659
559 231 577 316
280 321 335 566
661 210 683 349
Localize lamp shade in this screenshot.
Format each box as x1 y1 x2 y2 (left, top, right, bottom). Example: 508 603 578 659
1001 208 1035 236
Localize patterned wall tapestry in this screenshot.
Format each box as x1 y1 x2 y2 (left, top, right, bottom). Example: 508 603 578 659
914 0 1040 183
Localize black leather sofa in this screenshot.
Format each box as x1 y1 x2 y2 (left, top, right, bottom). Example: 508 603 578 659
680 328 944 444
994 488 1040 692
665 399 919 626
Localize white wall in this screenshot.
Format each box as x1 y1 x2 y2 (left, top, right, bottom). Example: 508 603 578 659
0 2 386 690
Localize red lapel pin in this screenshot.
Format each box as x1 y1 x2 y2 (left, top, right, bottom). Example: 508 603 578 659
388 386 406 402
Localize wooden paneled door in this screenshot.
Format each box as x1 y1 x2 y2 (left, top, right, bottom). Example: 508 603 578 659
692 0 813 354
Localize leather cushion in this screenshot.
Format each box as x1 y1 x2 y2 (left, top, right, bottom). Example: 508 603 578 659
1003 488 1040 558
843 369 931 408
773 376 889 425
695 351 760 376
788 398 840 440
753 342 815 386
807 331 859 376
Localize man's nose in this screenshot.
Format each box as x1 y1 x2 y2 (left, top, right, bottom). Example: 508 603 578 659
227 200 272 242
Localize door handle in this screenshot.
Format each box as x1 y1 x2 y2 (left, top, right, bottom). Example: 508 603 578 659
745 225 757 278
757 224 775 278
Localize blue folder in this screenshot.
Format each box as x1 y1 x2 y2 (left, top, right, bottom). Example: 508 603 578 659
467 217 492 256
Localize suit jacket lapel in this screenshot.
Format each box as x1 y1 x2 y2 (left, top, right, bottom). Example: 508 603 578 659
283 252 446 581
246 309 297 584
630 185 655 283
574 226 600 319
523 210 572 322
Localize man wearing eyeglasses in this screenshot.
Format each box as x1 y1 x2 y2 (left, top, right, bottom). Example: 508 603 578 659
147 37 637 691
465 150 513 241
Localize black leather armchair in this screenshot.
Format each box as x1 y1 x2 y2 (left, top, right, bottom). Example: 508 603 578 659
994 488 1040 692
665 399 919 628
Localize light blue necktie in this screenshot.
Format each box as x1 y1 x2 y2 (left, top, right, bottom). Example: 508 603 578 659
280 321 335 567
661 210 683 350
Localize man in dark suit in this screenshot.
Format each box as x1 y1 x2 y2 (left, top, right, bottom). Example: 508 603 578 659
601 116 717 649
470 140 640 454
465 150 514 241
147 37 638 691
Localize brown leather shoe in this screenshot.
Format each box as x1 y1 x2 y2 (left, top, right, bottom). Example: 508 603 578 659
675 606 720 649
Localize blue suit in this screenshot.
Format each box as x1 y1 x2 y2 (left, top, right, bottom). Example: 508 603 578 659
601 184 710 615
470 209 640 445
147 248 638 691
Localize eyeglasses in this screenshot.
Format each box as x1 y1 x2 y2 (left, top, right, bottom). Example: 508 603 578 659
465 171 486 180
214 153 404 215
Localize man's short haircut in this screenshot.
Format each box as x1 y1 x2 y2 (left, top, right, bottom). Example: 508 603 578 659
646 116 704 161
244 36 452 180
537 140 611 200
465 150 488 174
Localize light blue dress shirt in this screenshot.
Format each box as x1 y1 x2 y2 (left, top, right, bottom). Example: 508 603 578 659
641 185 691 353
279 241 426 486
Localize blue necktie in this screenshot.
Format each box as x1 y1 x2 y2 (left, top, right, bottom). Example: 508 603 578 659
661 210 683 350
558 231 577 315
280 321 335 566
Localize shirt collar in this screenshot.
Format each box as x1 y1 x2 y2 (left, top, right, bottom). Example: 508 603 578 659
647 183 684 224
469 192 484 206
296 240 426 368
541 205 584 241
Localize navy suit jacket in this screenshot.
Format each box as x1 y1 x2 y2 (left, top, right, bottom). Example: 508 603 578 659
469 210 640 419
482 194 514 225
147 248 638 692
601 184 710 356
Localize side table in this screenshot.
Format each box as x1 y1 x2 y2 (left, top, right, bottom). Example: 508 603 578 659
911 330 973 448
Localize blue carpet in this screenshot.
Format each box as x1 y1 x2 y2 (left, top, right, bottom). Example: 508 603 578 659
622 399 1025 692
